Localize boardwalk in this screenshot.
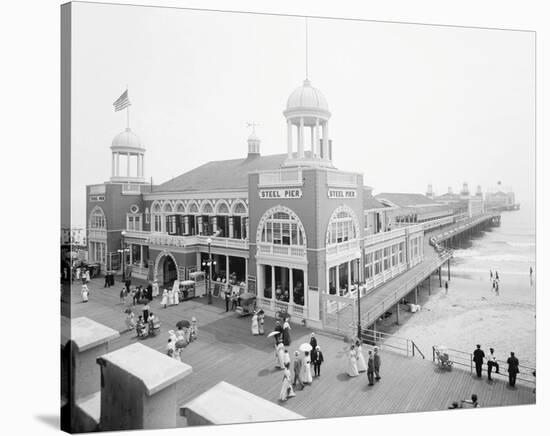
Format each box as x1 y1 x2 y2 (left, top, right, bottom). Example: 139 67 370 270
68 278 535 426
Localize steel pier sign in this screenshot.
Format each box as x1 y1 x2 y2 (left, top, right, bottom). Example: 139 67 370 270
328 189 357 199
259 188 302 199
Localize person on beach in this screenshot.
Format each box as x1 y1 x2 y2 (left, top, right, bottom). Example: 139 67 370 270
356 340 367 373
312 345 324 377
367 350 375 386
487 347 500 380
374 346 382 380
495 281 500 296
495 271 499 281
292 351 304 390
445 281 449 294
492 280 496 291
280 362 295 401
473 345 485 378
461 394 480 408
347 345 359 377
490 270 493 281
507 352 520 387
530 266 533 277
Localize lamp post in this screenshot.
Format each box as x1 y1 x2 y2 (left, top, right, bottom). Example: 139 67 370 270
355 257 362 341
118 231 128 282
201 237 216 304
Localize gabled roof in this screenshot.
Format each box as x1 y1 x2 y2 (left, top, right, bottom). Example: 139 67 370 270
156 153 289 192
375 192 441 208
363 196 387 211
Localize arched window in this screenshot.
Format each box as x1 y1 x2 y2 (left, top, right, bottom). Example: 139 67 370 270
151 202 162 213
216 201 230 215
326 207 359 245
175 202 185 214
257 207 306 247
188 201 199 214
162 202 173 214
201 201 214 215
90 207 106 229
233 201 248 215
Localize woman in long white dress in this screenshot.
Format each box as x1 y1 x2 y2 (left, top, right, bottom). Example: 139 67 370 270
173 287 180 305
301 351 313 384
152 281 159 298
161 289 168 308
251 312 259 335
347 345 359 377
279 364 295 401
125 311 136 331
356 341 367 373
81 284 89 303
276 340 285 369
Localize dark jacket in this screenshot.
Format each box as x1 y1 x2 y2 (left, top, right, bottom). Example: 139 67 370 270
367 356 375 372
507 356 519 374
312 350 324 364
473 348 485 364
310 336 318 350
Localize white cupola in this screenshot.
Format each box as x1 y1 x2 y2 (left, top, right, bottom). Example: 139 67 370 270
110 127 146 183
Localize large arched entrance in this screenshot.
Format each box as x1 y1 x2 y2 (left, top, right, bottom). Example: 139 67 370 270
155 252 179 288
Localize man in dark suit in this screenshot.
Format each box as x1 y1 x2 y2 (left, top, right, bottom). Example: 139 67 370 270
311 345 324 377
367 350 375 386
507 352 520 387
473 344 485 378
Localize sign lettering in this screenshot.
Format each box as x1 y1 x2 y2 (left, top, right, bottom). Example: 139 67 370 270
328 189 357 199
259 189 302 199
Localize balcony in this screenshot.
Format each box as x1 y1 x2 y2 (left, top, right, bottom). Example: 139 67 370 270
257 243 306 258
326 239 360 257
258 169 303 187
148 233 249 251
364 228 406 247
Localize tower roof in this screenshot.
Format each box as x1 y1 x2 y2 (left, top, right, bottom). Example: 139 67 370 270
286 79 329 112
111 128 145 151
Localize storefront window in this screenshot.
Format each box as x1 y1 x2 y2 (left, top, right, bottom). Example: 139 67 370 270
259 208 306 248
326 208 358 246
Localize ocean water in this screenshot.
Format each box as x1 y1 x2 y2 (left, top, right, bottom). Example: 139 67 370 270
396 207 536 369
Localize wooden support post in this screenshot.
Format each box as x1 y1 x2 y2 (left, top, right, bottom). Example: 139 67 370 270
447 259 451 281
439 267 442 288
395 301 400 325
414 286 418 305
429 275 432 295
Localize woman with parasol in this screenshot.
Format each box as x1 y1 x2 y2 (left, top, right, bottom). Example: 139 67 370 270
282 317 291 346
347 344 359 377
301 350 313 385
124 308 136 331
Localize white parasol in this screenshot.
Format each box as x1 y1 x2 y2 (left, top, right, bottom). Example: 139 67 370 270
267 331 281 338
299 343 312 352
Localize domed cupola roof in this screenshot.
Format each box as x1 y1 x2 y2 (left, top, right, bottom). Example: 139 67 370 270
286 79 329 112
110 128 145 151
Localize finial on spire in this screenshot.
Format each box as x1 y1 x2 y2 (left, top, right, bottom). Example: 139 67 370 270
246 121 259 134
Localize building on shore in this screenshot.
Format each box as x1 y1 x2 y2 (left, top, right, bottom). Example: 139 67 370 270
86 79 474 328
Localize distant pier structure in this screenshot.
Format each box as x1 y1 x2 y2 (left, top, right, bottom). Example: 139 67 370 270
485 181 520 211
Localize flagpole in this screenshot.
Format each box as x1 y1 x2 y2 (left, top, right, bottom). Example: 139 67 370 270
126 85 130 129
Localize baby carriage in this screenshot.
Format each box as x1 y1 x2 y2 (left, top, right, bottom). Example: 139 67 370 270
435 345 453 370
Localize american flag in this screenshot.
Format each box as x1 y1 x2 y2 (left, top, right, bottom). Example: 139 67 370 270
113 90 131 112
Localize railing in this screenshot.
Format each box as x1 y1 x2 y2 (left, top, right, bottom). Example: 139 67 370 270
257 243 306 258
124 229 149 240
421 216 454 231
361 250 453 327
356 327 425 359
121 183 141 194
326 171 357 188
148 233 249 250
431 346 536 386
89 184 106 195
432 214 496 242
258 169 303 187
326 239 360 257
364 228 406 246
256 296 306 318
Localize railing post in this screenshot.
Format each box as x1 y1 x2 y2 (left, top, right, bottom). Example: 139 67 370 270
432 346 435 362
412 341 415 357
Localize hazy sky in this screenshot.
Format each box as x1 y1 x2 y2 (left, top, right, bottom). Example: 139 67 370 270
71 2 535 227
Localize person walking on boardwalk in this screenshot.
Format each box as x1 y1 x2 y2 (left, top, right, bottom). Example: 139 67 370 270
507 352 520 387
292 351 304 390
224 289 230 312
312 345 324 377
356 340 367 373
367 350 375 386
161 289 168 308
274 320 284 345
142 301 150 323
282 317 291 346
119 287 126 304
258 310 265 335
251 311 259 335
280 363 295 401
81 284 89 303
374 346 382 380
275 340 285 369
301 351 313 385
309 332 317 350
487 347 500 380
473 344 485 378
283 349 291 368
347 345 359 377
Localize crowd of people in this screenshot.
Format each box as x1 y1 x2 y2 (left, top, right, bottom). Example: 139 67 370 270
166 318 199 361
489 269 501 295
347 341 381 386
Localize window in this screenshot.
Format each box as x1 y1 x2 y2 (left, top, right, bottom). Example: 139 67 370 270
326 207 358 246
374 250 382 275
258 207 306 247
127 214 142 231
383 247 391 270
154 215 162 232
90 207 106 229
391 244 398 267
399 242 405 263
364 252 373 280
